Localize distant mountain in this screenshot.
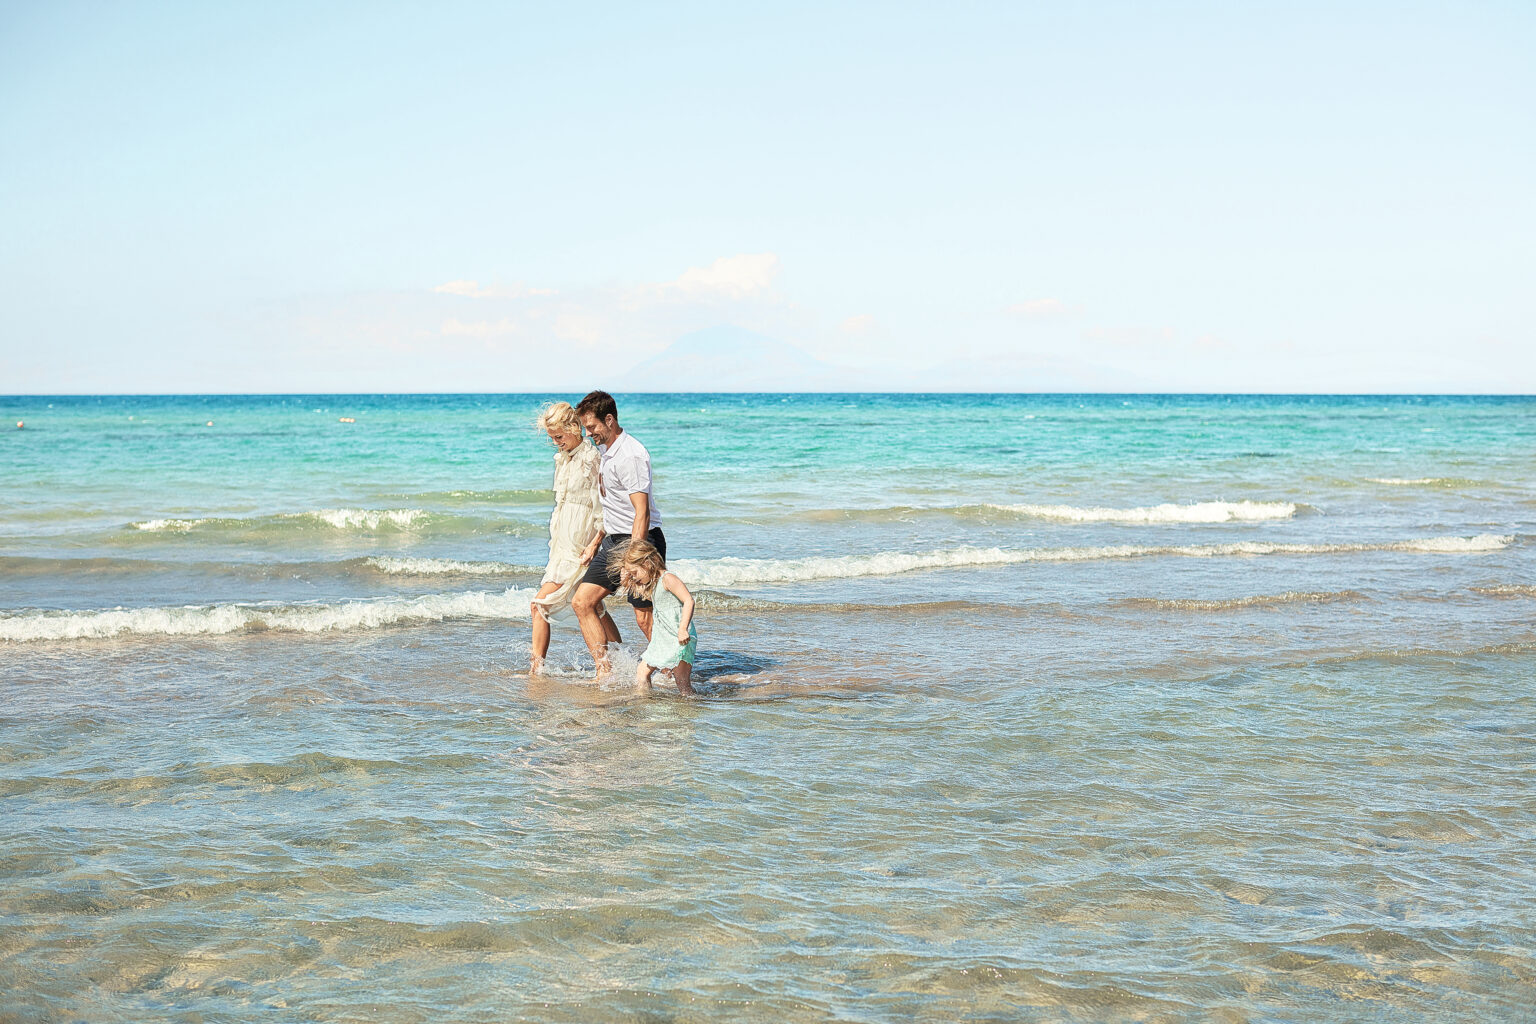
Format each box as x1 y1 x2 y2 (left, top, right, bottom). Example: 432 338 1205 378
909 355 1147 392
620 325 1145 392
622 326 849 391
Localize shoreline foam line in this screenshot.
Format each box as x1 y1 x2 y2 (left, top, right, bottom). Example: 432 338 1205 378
339 532 1519 583
3 534 1513 641
0 587 538 642
671 534 1513 587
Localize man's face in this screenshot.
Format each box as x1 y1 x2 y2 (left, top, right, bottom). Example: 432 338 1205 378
580 411 617 447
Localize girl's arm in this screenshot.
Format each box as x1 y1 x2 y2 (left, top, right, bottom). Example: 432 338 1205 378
662 572 694 643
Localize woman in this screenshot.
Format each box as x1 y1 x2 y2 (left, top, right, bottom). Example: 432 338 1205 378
529 401 620 673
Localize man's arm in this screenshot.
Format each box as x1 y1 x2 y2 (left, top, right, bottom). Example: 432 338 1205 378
628 491 650 544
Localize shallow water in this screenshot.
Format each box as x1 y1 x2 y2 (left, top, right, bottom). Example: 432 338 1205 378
2 394 1534 1021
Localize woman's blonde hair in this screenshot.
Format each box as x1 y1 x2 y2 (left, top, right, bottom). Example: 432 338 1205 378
535 400 582 437
614 539 667 598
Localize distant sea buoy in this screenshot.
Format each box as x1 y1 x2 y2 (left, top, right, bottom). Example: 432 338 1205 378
15 421 22 429
206 421 214 427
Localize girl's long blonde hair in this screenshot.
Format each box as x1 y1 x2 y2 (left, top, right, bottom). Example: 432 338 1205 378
534 400 581 437
614 538 667 599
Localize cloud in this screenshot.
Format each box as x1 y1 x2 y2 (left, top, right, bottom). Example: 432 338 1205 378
551 311 607 345
1006 298 1068 317
434 280 495 298
440 317 519 338
433 280 555 299
288 253 799 374
653 253 780 302
1083 326 1176 348
841 314 875 334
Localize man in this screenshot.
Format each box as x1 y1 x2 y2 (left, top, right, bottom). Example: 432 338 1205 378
570 390 665 676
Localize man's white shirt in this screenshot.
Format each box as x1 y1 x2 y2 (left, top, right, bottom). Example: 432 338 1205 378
597 431 662 534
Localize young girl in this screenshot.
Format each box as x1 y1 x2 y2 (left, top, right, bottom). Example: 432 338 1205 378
616 539 698 695
529 401 620 673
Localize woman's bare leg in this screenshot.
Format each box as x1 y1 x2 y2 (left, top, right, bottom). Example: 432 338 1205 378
672 660 694 695
528 581 564 673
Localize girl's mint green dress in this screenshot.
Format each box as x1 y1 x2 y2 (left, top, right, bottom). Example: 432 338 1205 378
642 572 697 668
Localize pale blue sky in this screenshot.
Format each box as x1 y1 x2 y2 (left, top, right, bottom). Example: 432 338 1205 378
2 1 1531 392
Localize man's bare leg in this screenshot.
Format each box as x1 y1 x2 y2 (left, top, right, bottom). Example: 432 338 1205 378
572 582 617 677
633 605 653 641
600 608 621 644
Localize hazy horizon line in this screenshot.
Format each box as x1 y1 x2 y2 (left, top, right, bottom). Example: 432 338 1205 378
5 391 1533 400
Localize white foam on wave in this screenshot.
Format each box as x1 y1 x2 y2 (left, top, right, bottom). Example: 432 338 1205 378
127 509 430 534
1121 590 1366 612
1399 535 1510 553
0 587 537 643
671 534 1513 587
987 500 1298 523
298 509 428 530
131 518 211 532
366 556 534 576
1365 477 1478 488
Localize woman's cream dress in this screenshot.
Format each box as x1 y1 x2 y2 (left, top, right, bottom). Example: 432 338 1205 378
530 442 604 624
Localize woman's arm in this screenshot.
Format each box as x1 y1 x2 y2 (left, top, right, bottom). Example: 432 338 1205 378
662 572 694 643
579 450 604 564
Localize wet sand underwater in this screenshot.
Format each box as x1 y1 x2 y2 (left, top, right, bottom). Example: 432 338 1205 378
3 393 1534 1021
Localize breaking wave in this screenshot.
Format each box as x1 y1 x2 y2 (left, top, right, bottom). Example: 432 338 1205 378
364 556 539 576
0 588 537 642
131 509 429 532
1366 477 1477 487
1117 590 1367 612
693 592 999 615
1472 584 1536 598
4 534 1513 641
397 489 552 505
118 509 535 541
671 534 1512 587
303 509 430 530
129 518 213 533
985 500 1298 523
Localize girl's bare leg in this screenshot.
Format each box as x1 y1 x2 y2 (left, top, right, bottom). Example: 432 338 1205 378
672 660 694 695
528 581 564 673
634 662 654 694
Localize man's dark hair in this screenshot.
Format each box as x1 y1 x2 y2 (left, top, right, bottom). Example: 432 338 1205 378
576 390 618 423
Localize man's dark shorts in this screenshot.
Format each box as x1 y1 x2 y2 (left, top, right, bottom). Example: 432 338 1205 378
578 528 667 609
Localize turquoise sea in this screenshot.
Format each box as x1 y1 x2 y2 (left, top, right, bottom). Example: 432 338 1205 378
2 393 1534 1021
